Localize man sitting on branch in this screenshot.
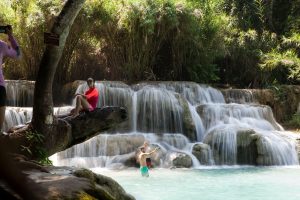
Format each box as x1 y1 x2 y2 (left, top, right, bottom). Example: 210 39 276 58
70 77 99 118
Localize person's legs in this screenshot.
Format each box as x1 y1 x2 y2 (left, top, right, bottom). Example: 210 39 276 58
146 158 152 168
0 106 5 132
73 96 82 116
80 97 92 111
0 86 6 133
72 95 91 117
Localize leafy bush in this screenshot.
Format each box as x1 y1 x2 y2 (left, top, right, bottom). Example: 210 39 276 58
85 0 227 82
221 29 279 87
287 113 300 129
21 130 52 165
1 0 299 87
260 49 300 83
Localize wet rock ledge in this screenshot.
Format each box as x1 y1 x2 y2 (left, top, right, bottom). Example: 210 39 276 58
30 166 135 200
1 165 135 200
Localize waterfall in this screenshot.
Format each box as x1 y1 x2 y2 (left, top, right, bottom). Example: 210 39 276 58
54 132 200 169
3 107 72 132
5 80 299 167
75 81 132 108
134 82 225 105
188 103 205 141
198 102 297 165
255 130 299 165
222 89 256 104
136 86 183 133
204 125 238 165
132 92 137 131
199 103 283 132
4 107 32 131
5 80 35 107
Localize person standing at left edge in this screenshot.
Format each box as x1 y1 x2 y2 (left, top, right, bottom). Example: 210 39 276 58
0 25 21 134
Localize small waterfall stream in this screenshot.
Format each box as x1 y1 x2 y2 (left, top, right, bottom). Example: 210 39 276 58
188 103 205 141
4 80 299 168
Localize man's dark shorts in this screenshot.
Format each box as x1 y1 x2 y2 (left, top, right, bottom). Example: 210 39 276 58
146 157 152 168
0 86 6 107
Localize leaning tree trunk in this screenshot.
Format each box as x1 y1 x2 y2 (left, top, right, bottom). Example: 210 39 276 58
1 0 129 161
6 107 127 158
32 0 86 135
26 0 88 160
0 1 130 198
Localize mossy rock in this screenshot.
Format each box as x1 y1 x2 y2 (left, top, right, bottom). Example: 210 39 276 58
73 168 135 200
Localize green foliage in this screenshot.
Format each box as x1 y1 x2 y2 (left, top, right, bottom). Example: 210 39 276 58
56 0 228 83
267 85 287 101
287 113 300 129
217 0 300 87
259 32 300 84
1 0 300 87
260 49 300 79
222 29 279 87
286 0 300 33
87 0 227 82
221 0 298 35
282 33 300 55
221 0 266 32
1 0 63 80
21 130 52 165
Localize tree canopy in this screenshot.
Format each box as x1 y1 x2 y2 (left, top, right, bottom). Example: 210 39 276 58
0 0 299 88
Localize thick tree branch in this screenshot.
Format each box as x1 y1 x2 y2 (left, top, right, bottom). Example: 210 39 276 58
2 106 127 158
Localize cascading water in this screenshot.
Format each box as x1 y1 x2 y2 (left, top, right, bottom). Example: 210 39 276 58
5 80 35 107
4 107 32 131
5 81 299 167
3 106 73 131
188 103 205 141
135 86 183 133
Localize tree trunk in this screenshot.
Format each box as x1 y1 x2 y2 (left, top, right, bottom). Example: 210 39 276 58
19 0 128 159
1 0 129 160
4 107 127 159
32 0 86 135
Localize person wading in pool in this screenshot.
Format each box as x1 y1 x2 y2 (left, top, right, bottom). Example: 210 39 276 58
138 146 159 177
141 141 153 168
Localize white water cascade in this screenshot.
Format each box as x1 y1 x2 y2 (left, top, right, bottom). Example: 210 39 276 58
5 80 35 107
4 81 299 167
188 103 205 141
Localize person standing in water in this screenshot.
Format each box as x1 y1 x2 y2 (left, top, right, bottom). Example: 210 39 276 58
138 146 159 177
136 141 152 168
143 141 152 168
0 25 21 134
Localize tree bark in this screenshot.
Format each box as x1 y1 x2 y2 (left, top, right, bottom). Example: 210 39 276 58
4 107 127 158
32 0 86 135
0 1 130 198
1 0 129 160
12 0 129 159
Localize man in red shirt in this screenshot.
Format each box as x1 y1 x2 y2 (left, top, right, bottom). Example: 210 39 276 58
71 77 99 117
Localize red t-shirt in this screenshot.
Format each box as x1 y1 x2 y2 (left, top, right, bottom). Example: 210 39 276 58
85 87 99 110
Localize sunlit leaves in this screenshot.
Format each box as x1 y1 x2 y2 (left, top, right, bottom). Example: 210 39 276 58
260 50 300 80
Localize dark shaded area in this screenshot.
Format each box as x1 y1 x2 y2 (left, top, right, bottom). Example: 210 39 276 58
0 140 45 200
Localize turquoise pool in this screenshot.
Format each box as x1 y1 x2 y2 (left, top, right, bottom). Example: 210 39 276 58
92 166 300 200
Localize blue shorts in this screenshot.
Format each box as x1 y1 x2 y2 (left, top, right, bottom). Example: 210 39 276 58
140 166 149 177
